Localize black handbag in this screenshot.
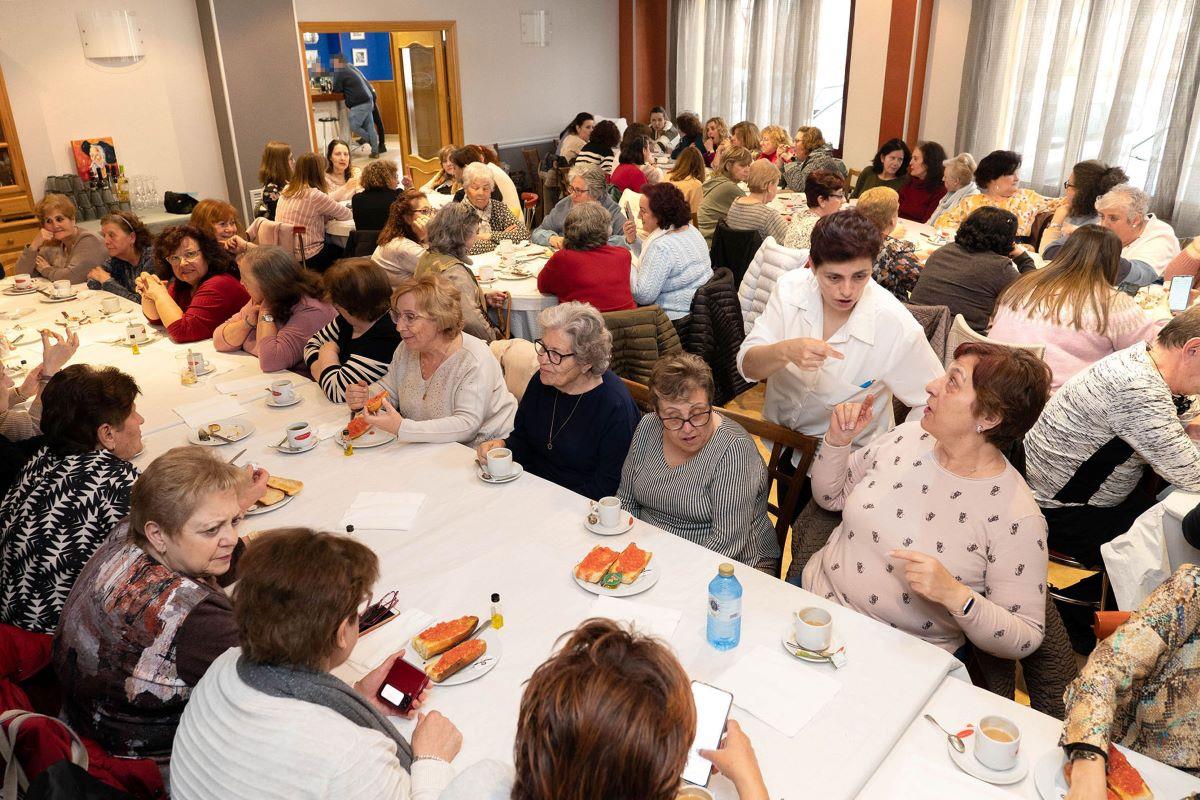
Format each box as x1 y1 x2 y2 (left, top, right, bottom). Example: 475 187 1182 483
163 191 198 215
26 762 134 800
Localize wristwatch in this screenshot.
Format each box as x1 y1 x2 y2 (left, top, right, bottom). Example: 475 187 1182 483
260 314 274 323
1068 749 1105 763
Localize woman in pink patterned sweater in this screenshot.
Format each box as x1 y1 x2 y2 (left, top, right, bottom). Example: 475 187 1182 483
990 225 1162 391
802 342 1052 660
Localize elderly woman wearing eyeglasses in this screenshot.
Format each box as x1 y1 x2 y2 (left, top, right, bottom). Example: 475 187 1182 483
138 225 249 344
476 303 639 499
616 353 777 572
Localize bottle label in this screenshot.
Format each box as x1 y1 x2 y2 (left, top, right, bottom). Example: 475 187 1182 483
708 594 741 622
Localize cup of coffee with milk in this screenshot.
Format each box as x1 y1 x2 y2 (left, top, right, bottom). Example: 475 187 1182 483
793 607 833 653
973 715 1020 771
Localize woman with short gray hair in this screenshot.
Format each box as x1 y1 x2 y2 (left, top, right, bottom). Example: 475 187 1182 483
460 162 529 256
531 163 630 251
537 204 636 312
475 301 640 498
1095 183 1181 288
415 203 507 341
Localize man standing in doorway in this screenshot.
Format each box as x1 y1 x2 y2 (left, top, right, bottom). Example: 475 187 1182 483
331 53 379 158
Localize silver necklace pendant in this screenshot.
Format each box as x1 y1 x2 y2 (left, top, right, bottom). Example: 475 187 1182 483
546 442 553 450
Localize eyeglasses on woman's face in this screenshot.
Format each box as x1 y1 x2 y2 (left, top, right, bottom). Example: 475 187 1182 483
534 338 575 365
167 249 202 266
394 311 430 327
657 408 713 430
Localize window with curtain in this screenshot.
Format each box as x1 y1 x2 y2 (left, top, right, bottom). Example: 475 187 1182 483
957 0 1200 235
670 0 851 147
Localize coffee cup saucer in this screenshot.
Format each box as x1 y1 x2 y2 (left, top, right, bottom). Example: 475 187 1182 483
477 462 523 484
781 628 844 663
584 513 634 536
273 436 318 454
946 737 1028 785
266 395 301 408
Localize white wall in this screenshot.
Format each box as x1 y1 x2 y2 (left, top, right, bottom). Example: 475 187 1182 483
0 0 227 202
921 0 971 152
292 0 620 147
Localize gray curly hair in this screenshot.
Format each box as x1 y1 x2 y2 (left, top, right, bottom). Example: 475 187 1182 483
563 202 612 251
461 161 495 190
537 301 612 374
425 202 479 262
567 163 608 202
1095 183 1150 224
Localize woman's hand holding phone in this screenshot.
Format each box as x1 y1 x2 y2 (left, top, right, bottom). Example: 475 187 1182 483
698 720 769 800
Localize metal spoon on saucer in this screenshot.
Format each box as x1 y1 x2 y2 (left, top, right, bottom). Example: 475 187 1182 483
924 714 966 753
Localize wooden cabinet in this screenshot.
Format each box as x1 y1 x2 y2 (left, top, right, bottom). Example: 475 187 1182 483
0 61 37 274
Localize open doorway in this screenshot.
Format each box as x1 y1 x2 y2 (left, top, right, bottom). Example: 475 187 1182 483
298 21 464 187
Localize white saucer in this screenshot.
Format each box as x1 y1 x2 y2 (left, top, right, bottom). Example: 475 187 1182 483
3 287 36 296
39 293 79 303
584 513 634 536
403 627 503 686
573 562 659 597
191 364 215 377
266 395 301 408
246 491 296 516
781 628 845 663
477 463 523 484
112 332 161 347
947 739 1028 785
273 437 318 454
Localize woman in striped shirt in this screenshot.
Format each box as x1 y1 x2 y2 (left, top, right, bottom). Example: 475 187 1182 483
724 160 788 244
275 153 353 273
304 258 402 402
617 353 778 572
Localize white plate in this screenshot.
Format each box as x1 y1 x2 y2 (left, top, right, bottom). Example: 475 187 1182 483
245 490 296 516
495 271 533 281
573 561 659 598
2 287 36 296
584 513 634 536
272 436 319 454
39 293 79 303
477 462 523 484
186 419 255 446
112 332 162 347
781 628 845 663
266 395 302 408
3 329 26 346
0 308 34 320
335 426 397 449
947 738 1028 785
1033 747 1161 800
404 627 503 686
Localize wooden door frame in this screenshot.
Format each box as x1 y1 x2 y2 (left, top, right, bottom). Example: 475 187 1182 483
296 20 465 154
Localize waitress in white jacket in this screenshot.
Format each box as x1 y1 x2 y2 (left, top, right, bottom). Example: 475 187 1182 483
737 209 943 455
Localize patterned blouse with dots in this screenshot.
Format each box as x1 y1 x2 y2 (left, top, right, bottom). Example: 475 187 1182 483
801 420 1048 659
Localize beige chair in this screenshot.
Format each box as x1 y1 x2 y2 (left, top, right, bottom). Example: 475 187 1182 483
944 314 1045 366
488 338 538 401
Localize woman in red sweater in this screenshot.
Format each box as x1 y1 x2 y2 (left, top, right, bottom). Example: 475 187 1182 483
609 135 658 195
138 225 249 344
897 141 948 223
537 202 635 312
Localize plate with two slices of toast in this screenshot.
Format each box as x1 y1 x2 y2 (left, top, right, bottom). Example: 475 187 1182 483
1034 744 1159 800
402 614 501 686
246 475 303 516
573 543 657 597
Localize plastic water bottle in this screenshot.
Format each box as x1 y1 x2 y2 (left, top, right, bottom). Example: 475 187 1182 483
706 563 742 650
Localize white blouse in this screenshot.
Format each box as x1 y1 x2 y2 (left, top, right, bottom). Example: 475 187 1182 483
736 269 944 448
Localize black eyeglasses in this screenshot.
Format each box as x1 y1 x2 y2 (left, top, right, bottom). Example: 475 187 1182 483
359 589 398 632
534 339 575 365
657 409 713 430
1063 180 1075 189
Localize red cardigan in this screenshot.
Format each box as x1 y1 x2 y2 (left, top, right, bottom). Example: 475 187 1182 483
537 246 636 313
164 273 250 343
608 163 647 194
897 179 948 223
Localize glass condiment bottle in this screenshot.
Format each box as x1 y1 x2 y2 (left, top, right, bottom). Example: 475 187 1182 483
490 593 504 629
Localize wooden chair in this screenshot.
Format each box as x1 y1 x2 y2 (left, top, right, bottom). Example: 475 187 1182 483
346 228 380 258
520 192 539 231
848 167 862 185
620 378 820 561
407 165 439 191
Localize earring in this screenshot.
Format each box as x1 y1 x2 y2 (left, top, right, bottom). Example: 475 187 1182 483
975 424 984 434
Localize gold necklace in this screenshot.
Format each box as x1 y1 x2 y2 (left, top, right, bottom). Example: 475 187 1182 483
547 391 584 450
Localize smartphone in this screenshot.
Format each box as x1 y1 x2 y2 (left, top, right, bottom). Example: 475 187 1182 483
1170 276 1194 313
377 657 430 714
682 681 734 787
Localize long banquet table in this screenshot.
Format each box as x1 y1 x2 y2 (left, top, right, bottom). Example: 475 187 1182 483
4 279 1196 799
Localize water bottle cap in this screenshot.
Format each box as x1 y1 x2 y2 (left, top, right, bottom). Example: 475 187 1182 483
718 563 734 576
491 593 500 602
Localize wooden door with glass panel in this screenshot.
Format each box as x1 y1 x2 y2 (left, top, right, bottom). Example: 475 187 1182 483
392 31 454 189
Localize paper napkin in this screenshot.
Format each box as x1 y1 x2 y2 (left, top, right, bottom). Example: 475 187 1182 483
713 645 840 738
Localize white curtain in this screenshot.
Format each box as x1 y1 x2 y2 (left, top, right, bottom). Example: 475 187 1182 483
672 0 822 133
957 0 1200 235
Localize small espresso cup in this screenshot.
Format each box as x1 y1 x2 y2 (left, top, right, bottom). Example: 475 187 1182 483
497 239 515 256
52 280 72 298
676 785 714 800
486 447 513 478
590 496 621 527
125 323 148 343
478 264 495 283
974 715 1020 771
100 296 121 314
270 379 296 404
13 275 30 289
793 607 833 653
285 421 313 449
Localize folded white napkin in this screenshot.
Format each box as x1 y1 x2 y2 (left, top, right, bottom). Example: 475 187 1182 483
173 395 246 429
214 374 279 395
589 595 681 640
339 491 426 532
318 421 347 441
332 607 435 684
891 756 1012 799
713 645 840 738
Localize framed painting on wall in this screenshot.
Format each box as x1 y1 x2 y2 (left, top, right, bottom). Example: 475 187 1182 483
71 137 118 183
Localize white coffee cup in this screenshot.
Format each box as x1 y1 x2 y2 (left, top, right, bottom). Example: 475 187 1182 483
125 323 148 343
676 786 714 800
486 447 513 478
187 351 208 373
478 264 495 283
285 421 313 449
974 715 1020 771
793 607 833 653
13 275 30 290
270 379 296 404
591 496 621 527
497 239 515 256
52 280 72 298
100 296 121 314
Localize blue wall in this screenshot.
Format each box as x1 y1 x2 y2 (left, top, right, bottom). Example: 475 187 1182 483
305 32 393 81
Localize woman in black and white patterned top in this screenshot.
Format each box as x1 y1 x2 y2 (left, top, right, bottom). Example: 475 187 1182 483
304 258 402 403
0 364 144 634
617 354 778 572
